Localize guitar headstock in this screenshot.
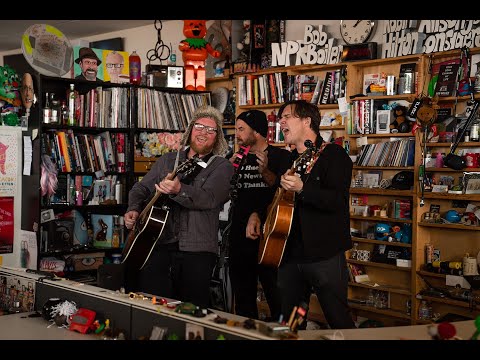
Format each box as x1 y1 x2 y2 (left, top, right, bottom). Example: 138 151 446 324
293 140 318 173
176 156 201 177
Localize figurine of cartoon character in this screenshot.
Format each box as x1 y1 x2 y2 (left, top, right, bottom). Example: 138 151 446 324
179 20 221 91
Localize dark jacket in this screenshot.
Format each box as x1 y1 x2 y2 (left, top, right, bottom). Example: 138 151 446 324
289 140 353 261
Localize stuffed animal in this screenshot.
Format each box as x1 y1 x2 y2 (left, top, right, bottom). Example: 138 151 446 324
179 20 221 91
390 105 410 133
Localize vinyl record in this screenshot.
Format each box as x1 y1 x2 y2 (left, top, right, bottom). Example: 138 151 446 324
21 24 73 77
211 87 229 114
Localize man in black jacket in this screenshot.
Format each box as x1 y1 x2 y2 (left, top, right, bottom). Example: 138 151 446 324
247 100 356 329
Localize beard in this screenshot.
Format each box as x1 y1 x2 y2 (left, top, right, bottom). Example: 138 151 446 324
190 140 214 156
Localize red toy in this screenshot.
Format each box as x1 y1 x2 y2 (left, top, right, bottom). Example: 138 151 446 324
179 20 221 91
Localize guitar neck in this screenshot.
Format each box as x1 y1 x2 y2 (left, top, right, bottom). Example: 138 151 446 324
138 166 181 220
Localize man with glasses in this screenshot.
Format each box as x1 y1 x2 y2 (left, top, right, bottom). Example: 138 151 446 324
124 105 234 309
105 51 128 84
75 47 103 81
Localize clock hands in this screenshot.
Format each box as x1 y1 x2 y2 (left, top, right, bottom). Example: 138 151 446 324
353 20 361 28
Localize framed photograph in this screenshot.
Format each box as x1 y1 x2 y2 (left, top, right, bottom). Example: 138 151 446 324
185 323 204 340
463 172 480 194
92 179 111 205
363 172 381 188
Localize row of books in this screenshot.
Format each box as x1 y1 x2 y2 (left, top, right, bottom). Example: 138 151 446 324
237 69 346 107
309 68 346 105
134 88 211 130
74 87 129 128
42 130 127 174
237 71 288 106
347 99 389 135
356 138 415 167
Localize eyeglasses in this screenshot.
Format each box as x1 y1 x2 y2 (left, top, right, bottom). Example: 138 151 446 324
193 123 217 134
106 63 124 68
82 60 98 66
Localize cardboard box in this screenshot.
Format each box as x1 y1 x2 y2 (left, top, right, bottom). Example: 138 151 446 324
71 252 105 271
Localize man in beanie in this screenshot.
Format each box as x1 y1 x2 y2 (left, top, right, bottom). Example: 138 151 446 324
124 105 233 308
228 109 290 321
75 47 103 81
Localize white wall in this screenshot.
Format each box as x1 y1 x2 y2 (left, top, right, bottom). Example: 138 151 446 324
0 20 345 67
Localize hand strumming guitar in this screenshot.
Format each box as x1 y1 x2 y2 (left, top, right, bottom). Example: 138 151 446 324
280 170 304 194
246 212 262 240
124 210 139 230
155 172 181 195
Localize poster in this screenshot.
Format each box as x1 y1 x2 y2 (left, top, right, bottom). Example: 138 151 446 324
0 197 14 254
0 131 19 197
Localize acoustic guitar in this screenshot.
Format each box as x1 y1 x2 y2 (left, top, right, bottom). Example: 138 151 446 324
122 156 203 270
259 140 318 268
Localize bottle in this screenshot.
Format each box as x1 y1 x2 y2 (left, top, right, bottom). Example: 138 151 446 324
350 242 358 260
464 130 470 142
267 111 276 144
471 121 480 142
129 50 141 85
112 216 120 249
50 93 59 124
117 216 125 248
418 300 430 320
115 181 122 204
43 92 51 124
354 170 363 188
60 100 68 125
168 44 177 66
67 84 76 126
435 152 444 168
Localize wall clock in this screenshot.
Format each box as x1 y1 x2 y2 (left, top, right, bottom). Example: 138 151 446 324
340 20 376 45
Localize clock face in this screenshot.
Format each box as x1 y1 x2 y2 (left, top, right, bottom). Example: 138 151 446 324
340 20 376 45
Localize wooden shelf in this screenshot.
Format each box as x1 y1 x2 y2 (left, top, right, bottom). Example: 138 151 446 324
348 132 414 138
222 124 235 129
350 188 414 196
425 142 480 147
353 166 415 170
319 125 345 130
350 215 412 224
238 104 281 110
349 282 411 295
348 303 412 320
347 259 411 271
417 270 446 279
418 222 480 231
206 75 231 83
420 193 480 201
351 236 412 248
417 295 480 310
350 94 415 102
425 167 480 172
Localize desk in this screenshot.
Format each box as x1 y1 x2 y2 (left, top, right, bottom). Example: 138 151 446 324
0 312 98 340
299 320 477 340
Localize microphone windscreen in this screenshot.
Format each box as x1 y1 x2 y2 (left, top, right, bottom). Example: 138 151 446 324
438 322 456 340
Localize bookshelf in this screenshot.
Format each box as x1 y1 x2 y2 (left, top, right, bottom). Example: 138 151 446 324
31 75 210 283
210 49 479 326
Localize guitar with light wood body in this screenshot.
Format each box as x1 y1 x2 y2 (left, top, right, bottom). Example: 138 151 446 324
259 140 318 267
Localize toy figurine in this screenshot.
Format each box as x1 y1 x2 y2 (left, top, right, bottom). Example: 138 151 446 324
390 105 410 133
179 20 221 91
